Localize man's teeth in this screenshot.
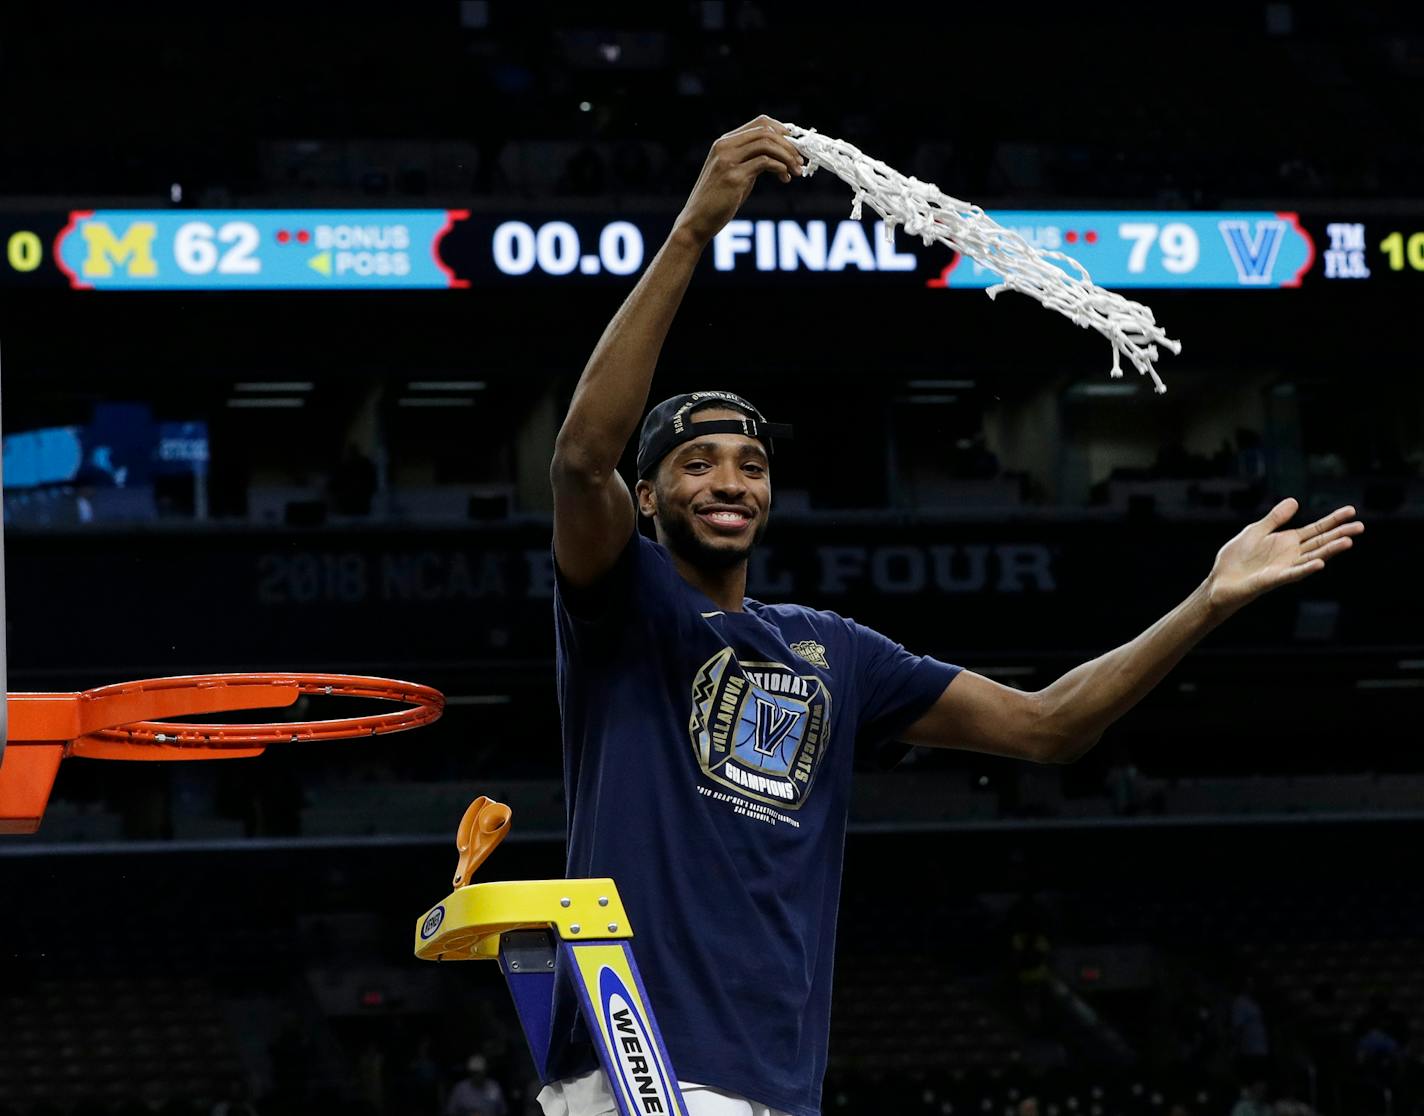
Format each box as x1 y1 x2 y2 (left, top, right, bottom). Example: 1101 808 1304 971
706 511 746 522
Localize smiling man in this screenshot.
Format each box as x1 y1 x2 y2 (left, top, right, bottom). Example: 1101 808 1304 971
540 117 1362 1116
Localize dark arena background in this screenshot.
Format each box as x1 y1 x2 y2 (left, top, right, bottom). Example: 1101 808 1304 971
2 4 1423 1116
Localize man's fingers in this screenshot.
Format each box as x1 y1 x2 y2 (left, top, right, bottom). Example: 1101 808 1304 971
1294 504 1358 542
724 121 798 150
1259 496 1299 532
726 130 802 170
746 154 793 184
1287 538 1354 584
711 118 803 181
719 120 790 155
722 114 787 139
727 137 803 180
1299 521 1364 557
1281 558 1327 584
1303 536 1354 563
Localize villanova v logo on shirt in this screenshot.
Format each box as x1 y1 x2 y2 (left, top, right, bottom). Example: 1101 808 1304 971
751 696 802 759
688 649 831 809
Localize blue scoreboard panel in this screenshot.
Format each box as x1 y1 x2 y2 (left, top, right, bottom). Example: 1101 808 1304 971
0 208 1412 291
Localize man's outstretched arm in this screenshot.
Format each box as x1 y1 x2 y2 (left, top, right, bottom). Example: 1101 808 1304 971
904 499 1364 763
550 116 802 587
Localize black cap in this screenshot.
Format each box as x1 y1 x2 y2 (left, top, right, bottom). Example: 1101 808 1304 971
636 391 793 480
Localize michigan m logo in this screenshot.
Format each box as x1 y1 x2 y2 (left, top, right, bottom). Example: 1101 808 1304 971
81 221 159 278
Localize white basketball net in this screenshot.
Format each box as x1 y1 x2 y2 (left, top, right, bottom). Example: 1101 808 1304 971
784 124 1181 393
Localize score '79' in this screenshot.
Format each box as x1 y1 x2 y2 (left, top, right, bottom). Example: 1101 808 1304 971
1119 222 1200 274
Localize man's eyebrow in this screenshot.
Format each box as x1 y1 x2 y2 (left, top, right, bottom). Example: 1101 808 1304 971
675 440 768 460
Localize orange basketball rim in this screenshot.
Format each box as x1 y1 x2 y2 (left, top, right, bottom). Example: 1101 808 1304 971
0 673 444 835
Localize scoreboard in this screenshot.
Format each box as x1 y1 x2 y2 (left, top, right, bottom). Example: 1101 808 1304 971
0 207 1414 291
3 210 465 290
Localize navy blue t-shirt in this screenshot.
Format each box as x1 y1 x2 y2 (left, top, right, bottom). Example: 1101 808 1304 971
549 530 961 1116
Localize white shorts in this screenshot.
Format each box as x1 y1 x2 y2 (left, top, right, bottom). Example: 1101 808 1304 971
537 1068 793 1116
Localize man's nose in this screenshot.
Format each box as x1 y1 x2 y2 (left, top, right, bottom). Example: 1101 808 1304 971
710 462 747 495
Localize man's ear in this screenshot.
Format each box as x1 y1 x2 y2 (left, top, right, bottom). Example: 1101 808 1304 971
635 478 657 518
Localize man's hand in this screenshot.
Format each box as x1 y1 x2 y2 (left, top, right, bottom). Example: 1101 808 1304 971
1205 497 1363 616
673 115 803 246
915 498 1364 764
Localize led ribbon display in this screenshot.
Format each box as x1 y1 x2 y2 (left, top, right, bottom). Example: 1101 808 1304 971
53 209 468 290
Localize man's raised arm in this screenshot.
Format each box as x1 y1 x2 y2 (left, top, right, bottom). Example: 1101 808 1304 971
550 116 803 587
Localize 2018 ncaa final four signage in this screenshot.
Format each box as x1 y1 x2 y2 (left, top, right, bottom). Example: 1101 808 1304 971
0 208 1416 290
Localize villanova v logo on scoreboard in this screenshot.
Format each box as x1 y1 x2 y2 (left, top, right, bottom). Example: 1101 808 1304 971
688 650 830 809
1218 219 1287 285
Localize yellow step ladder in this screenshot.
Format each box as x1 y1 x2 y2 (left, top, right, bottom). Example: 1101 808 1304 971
415 797 690 1116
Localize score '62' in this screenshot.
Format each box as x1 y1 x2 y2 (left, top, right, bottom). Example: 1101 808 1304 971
492 220 644 277
175 221 261 275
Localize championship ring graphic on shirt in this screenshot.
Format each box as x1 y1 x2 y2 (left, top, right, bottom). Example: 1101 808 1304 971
688 649 831 809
